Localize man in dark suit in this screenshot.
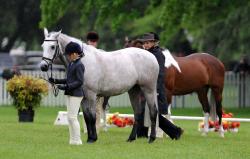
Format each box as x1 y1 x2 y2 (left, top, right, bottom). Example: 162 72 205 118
139 32 184 140
49 41 85 145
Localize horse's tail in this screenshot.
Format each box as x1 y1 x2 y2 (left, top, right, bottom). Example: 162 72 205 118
209 92 217 121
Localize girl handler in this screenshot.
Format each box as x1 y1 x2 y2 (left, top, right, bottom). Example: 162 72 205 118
49 42 85 145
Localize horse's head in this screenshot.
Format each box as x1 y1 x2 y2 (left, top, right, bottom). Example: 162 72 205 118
40 28 62 71
124 38 143 49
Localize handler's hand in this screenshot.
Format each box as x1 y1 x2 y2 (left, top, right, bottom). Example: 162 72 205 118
57 84 67 90
48 77 55 83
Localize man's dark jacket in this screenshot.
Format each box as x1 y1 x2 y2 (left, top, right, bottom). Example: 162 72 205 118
148 46 167 114
148 46 165 77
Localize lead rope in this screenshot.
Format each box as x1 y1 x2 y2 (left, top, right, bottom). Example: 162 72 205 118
48 63 59 97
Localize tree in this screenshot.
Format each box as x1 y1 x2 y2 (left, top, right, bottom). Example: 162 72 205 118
40 0 151 50
40 0 250 65
0 0 42 52
160 0 250 63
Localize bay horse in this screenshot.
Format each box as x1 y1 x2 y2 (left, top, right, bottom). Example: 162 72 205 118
40 28 159 143
126 39 225 137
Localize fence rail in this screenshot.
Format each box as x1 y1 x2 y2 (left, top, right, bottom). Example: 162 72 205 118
0 71 249 108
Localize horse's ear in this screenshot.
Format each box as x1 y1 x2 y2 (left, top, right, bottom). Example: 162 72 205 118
44 28 49 37
54 29 62 38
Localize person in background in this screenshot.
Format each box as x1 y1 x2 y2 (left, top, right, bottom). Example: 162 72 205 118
49 42 85 145
233 55 250 108
139 32 183 140
233 56 250 75
2 65 21 80
85 31 106 134
86 31 99 47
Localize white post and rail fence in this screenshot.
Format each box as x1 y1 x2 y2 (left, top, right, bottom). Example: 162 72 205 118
0 71 250 108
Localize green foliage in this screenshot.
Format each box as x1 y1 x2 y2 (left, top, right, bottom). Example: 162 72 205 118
39 0 250 63
40 0 70 28
159 0 250 62
0 0 42 52
6 76 49 110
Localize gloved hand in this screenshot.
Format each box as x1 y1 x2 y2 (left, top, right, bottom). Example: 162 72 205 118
57 84 67 90
48 77 55 83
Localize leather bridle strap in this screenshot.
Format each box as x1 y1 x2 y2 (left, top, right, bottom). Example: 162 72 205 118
41 39 61 97
42 39 60 63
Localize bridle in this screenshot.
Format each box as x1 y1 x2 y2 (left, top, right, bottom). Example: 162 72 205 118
42 39 61 64
41 39 61 96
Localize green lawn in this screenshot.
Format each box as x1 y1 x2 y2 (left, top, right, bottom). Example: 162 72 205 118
0 106 250 159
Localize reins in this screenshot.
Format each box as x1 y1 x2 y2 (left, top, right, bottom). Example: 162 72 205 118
47 63 59 97
40 39 61 97
39 63 59 97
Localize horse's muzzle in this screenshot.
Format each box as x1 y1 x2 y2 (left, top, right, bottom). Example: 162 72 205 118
40 61 49 72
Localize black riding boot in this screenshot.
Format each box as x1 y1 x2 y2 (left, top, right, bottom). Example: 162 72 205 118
158 114 184 140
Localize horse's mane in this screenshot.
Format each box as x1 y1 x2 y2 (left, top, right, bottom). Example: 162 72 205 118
58 33 103 55
162 49 181 72
60 33 108 55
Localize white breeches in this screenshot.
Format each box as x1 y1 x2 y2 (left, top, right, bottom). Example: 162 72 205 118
66 95 83 145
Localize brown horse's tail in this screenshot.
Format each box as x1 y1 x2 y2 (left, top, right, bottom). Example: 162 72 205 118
209 92 217 121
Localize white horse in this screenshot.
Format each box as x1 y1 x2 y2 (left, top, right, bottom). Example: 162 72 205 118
40 28 159 143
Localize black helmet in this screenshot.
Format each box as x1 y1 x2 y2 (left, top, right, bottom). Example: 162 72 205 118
86 31 99 42
65 42 82 55
139 32 160 42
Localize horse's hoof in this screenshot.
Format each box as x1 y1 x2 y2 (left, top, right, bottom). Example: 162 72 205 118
87 137 97 143
219 132 225 138
87 139 96 143
127 138 135 142
201 132 208 136
148 136 156 143
219 126 225 138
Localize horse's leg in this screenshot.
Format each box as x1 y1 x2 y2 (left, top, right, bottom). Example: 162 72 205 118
96 96 104 133
165 68 175 122
102 96 110 132
81 93 97 143
211 86 224 137
197 87 210 136
141 88 157 143
137 93 149 138
127 86 144 142
166 89 173 122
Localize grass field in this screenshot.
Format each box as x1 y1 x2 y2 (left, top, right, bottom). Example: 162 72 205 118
0 106 250 159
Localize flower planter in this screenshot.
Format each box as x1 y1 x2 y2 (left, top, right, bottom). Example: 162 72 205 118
6 75 48 122
18 109 35 122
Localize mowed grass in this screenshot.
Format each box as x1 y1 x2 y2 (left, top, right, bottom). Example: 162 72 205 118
0 106 250 159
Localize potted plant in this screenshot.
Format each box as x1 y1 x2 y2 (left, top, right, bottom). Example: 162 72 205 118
6 75 49 122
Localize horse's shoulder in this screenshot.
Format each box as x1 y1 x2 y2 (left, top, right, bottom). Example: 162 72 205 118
166 66 178 75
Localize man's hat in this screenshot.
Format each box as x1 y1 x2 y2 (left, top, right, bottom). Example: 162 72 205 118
65 42 82 55
139 32 159 42
86 31 99 42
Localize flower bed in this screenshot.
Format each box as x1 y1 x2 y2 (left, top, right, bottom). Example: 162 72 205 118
107 112 134 127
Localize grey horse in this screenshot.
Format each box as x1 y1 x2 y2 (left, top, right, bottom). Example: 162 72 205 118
40 28 159 143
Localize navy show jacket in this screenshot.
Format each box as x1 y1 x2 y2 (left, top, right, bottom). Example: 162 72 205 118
56 58 85 97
